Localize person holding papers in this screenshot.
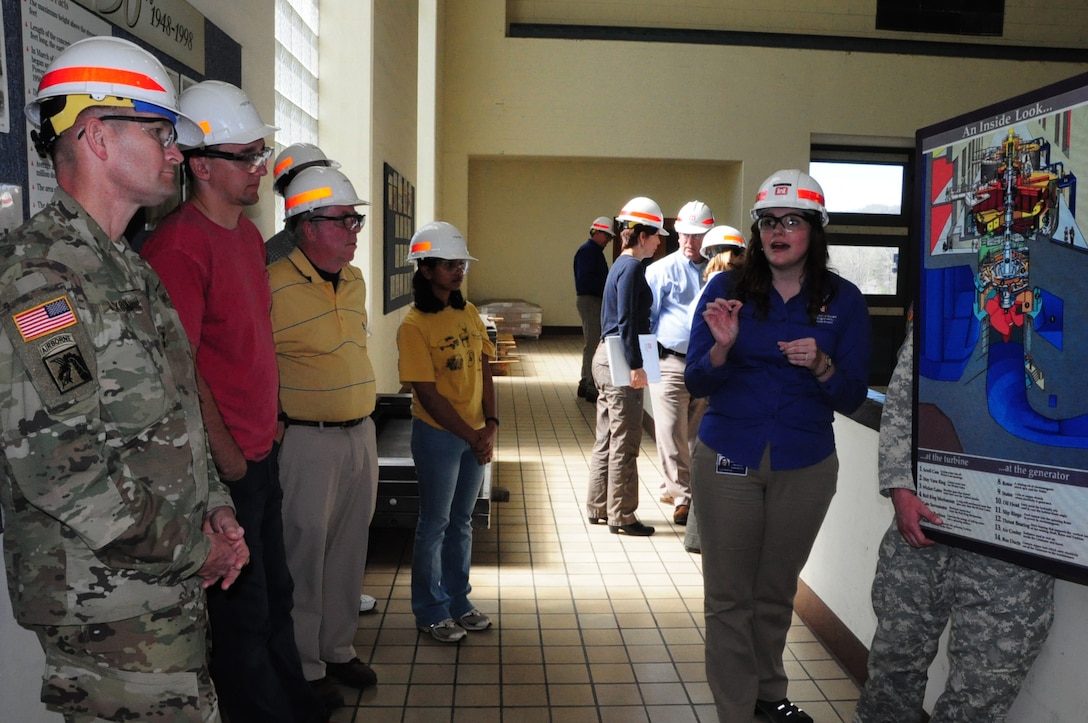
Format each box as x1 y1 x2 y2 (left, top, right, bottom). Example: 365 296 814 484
586 196 666 537
685 170 871 722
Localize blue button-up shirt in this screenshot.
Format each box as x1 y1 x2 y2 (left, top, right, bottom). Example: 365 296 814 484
646 250 705 354
685 269 872 470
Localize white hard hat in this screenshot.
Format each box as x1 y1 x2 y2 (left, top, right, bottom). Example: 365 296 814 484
273 142 340 195
617 197 669 236
674 201 715 235
180 80 278 147
283 166 369 219
750 169 829 227
26 35 202 152
408 221 477 261
590 216 614 235
700 225 746 259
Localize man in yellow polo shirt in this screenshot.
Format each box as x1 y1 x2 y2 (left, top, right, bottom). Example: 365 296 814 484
269 166 378 709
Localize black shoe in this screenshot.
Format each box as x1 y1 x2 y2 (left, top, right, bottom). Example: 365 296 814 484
325 657 378 690
577 380 588 398
584 389 599 404
609 521 655 536
755 697 813 722
310 677 344 709
588 515 605 524
685 546 702 554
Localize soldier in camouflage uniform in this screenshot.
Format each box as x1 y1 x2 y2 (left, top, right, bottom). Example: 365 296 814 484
853 320 1054 723
0 36 249 722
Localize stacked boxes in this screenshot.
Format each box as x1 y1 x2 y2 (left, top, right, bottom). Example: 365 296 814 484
478 299 543 339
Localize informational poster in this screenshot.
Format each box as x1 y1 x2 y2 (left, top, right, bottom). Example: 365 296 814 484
20 0 110 212
915 70 1088 582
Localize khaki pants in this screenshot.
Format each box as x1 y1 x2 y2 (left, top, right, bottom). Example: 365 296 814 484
587 342 644 526
647 353 706 507
576 295 603 391
692 441 838 721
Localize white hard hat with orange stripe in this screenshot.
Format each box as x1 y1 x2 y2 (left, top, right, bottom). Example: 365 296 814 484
283 166 368 219
180 80 278 147
750 169 829 227
25 35 202 155
617 197 669 236
590 216 614 236
700 225 746 259
674 201 715 235
273 143 340 196
408 221 477 261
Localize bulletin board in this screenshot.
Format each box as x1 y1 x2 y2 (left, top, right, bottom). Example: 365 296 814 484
914 68 1088 582
1 0 241 221
383 162 416 313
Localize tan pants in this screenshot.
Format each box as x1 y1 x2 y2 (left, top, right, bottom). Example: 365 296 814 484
692 441 838 721
647 353 706 507
586 342 644 526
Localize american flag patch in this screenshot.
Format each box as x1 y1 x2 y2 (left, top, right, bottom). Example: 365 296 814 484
13 296 78 342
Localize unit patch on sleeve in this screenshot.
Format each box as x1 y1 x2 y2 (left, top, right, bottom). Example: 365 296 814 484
13 296 77 342
39 331 93 394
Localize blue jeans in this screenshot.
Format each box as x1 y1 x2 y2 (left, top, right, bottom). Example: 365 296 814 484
410 419 484 627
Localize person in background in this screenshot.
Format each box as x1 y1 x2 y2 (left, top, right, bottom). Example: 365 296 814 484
270 167 380 708
398 222 498 643
0 36 247 721
646 200 714 526
266 142 341 265
686 169 871 722
701 224 747 282
852 317 1054 723
586 196 666 537
681 224 748 555
574 215 614 403
141 80 326 723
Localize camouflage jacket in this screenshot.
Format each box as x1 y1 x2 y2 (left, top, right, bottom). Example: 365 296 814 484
878 320 914 496
0 190 231 626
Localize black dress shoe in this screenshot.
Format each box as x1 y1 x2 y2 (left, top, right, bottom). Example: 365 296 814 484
755 697 813 722
609 521 655 536
588 516 605 524
325 657 378 689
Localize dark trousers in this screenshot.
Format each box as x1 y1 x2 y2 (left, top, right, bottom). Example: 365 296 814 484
207 450 326 723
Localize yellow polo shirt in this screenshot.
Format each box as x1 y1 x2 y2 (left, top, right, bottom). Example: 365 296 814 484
270 249 376 421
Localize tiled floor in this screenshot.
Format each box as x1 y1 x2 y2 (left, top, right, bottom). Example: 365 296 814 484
337 335 860 722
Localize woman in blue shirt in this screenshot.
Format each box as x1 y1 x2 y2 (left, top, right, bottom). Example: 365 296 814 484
586 197 665 537
685 170 871 723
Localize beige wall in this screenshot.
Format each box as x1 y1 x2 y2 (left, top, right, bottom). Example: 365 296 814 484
507 0 1088 48
440 1 1088 327
468 158 741 323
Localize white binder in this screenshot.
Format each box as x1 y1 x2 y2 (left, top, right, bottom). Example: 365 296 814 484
603 334 661 386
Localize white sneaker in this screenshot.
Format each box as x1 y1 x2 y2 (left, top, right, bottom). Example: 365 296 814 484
419 618 467 643
458 608 492 631
359 594 377 614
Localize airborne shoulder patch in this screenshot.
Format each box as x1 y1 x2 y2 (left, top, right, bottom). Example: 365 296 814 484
39 331 93 394
13 295 77 342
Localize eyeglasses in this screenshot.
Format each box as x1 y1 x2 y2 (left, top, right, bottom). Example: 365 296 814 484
756 213 808 233
438 259 470 272
308 213 366 232
198 146 274 173
88 115 179 148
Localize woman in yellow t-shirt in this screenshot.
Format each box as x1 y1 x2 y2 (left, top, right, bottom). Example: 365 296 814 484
397 221 498 644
